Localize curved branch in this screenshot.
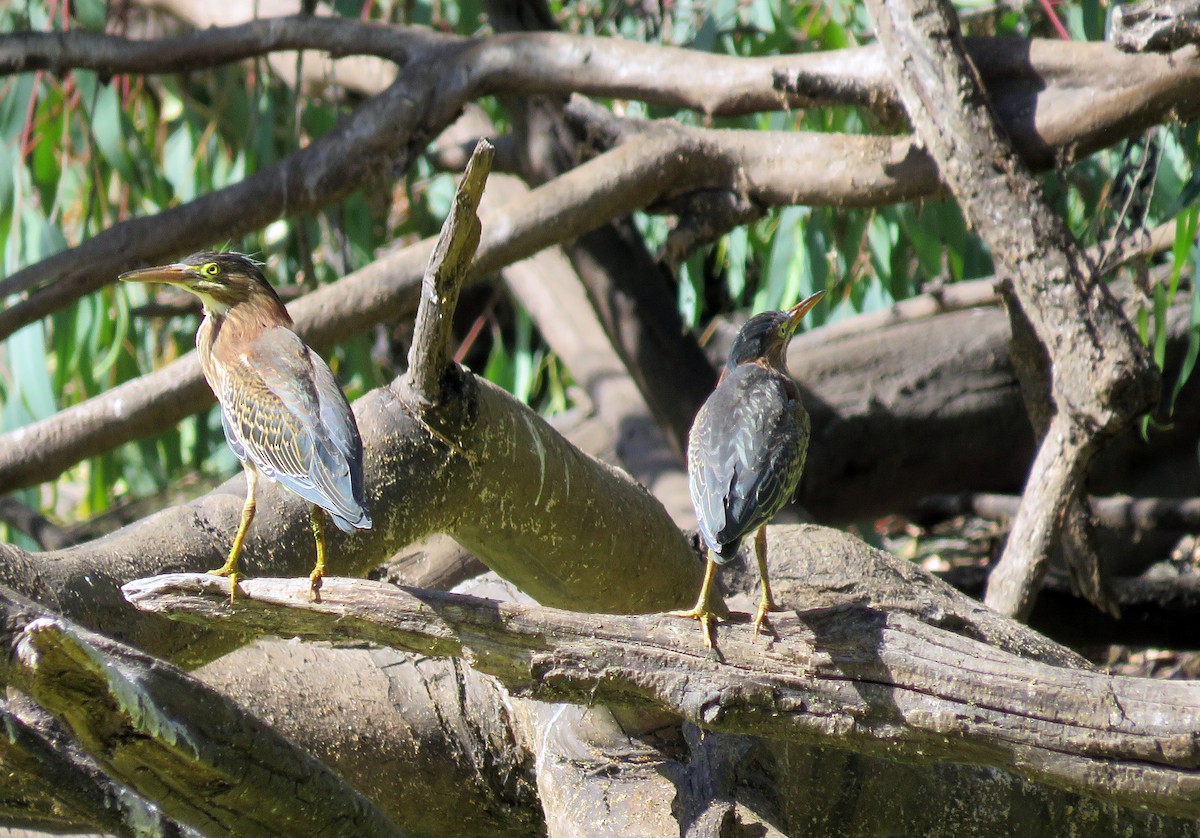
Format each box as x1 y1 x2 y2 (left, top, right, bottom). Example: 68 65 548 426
0 587 403 837
0 363 698 665
0 106 1180 496
0 15 430 75
0 693 200 836
2 21 1198 340
123 547 1200 821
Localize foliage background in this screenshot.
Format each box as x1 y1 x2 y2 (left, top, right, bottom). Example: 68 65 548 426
2 0 1197 547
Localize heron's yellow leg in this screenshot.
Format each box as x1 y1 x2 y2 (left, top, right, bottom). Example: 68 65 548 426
668 554 720 648
308 505 326 599
752 525 779 636
210 464 256 602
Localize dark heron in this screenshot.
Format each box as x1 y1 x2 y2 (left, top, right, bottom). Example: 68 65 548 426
120 252 371 599
671 291 824 646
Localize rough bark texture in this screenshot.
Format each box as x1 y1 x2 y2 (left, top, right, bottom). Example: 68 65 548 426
0 371 698 667
866 0 1161 620
3 3 1199 834
123 527 1200 821
1 30 1198 493
0 588 403 837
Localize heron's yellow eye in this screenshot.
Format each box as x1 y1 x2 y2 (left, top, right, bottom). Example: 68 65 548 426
201 262 220 277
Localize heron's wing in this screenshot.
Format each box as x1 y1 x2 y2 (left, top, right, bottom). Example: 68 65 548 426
687 365 809 560
219 327 369 530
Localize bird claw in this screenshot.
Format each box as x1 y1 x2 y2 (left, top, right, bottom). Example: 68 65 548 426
752 596 781 639
667 607 717 649
308 568 324 603
206 566 240 604
751 607 770 638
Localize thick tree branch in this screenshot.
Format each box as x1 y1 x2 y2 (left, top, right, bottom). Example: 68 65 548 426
0 694 200 836
866 0 1161 620
0 369 698 666
2 20 1198 342
0 587 403 837
193 637 544 836
124 547 1200 820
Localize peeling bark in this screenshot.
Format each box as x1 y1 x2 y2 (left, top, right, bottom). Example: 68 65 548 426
123 527 1200 820
0 588 403 837
865 0 1160 620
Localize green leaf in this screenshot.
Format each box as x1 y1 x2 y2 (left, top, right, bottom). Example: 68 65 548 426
72 0 108 30
163 125 197 202
88 83 137 184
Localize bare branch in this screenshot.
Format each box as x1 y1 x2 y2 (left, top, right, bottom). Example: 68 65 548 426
0 586 405 837
0 496 72 550
0 15 424 75
124 554 1200 820
2 23 1197 342
920 491 1200 532
404 140 493 408
0 694 202 836
0 364 699 665
1112 0 1200 52
865 0 1160 620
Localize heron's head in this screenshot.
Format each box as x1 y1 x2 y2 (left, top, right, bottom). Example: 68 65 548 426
726 290 825 370
120 251 283 317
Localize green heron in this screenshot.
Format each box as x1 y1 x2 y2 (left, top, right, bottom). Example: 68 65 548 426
671 291 825 647
120 252 371 599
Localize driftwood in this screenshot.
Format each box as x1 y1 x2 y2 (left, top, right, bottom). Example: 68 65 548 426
123 524 1200 821
866 0 1160 622
0 587 402 837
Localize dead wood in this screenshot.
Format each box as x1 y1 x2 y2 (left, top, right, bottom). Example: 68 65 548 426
865 0 1160 622
123 524 1200 821
1113 0 1200 53
0 586 403 837
0 692 200 836
1 42 1195 491
0 167 699 667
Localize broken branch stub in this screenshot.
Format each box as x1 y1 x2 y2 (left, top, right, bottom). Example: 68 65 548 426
404 138 494 410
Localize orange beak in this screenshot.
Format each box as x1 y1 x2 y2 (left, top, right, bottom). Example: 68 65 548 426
118 263 201 287
785 290 826 336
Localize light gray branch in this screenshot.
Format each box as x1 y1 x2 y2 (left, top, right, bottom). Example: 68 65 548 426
865 0 1160 620
122 533 1200 821
0 586 404 837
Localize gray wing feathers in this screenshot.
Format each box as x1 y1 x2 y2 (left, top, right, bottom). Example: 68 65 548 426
218 327 370 531
687 366 809 562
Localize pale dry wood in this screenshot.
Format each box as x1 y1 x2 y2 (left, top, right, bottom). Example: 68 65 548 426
404 140 492 409
0 587 404 838
865 0 1160 620
123 547 1200 820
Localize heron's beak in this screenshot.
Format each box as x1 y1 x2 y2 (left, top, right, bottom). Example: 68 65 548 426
786 290 826 335
118 263 199 288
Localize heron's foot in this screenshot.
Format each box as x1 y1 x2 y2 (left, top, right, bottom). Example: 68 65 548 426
308 566 324 602
667 605 717 649
752 592 781 638
206 563 240 604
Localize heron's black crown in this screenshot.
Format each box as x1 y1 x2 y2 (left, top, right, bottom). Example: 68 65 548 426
726 311 794 370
